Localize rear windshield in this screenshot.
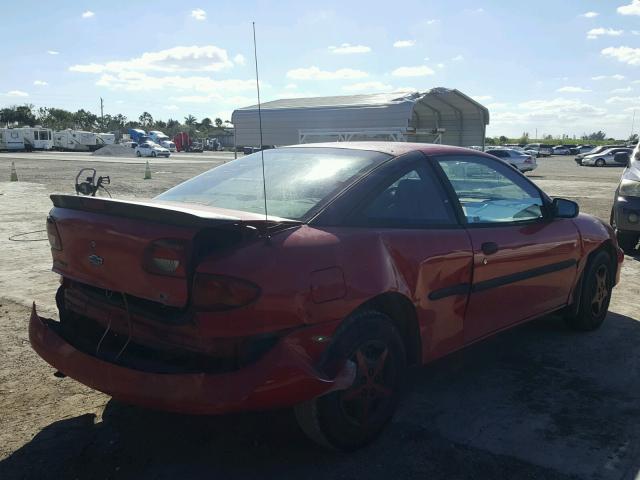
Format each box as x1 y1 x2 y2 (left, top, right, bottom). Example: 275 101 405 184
155 147 390 221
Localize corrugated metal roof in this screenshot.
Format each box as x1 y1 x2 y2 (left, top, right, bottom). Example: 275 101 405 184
238 91 422 110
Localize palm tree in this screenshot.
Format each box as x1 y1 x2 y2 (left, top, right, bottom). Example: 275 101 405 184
184 114 197 127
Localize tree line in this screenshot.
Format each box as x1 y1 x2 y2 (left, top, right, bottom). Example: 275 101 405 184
0 104 232 137
486 130 636 146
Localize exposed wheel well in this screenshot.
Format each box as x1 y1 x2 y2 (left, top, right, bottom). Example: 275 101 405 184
355 292 421 366
595 240 618 279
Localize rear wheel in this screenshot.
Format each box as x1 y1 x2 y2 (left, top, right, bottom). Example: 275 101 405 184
151 151 157 157
295 311 406 451
136 151 141 157
595 158 606 167
565 250 613 331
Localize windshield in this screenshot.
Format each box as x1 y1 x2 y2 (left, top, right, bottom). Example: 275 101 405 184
155 147 390 221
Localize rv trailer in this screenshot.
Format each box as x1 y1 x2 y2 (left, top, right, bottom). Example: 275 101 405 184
18 127 53 150
54 130 103 151
0 128 25 151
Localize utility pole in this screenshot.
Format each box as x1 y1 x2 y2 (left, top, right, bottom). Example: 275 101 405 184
631 109 636 139
535 128 538 140
100 97 104 130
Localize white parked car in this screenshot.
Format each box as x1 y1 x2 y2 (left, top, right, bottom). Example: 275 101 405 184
581 148 633 167
485 148 538 172
135 141 170 158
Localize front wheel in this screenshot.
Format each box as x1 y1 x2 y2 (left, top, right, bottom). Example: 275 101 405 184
151 151 157 157
595 158 606 167
135 151 141 157
616 231 638 254
565 250 613 331
610 209 638 254
295 311 406 451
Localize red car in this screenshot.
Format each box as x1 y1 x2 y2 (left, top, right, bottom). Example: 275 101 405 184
31 143 623 450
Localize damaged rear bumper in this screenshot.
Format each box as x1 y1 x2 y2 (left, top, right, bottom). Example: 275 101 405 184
29 303 355 415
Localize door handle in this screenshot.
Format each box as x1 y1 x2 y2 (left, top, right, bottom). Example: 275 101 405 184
481 242 499 255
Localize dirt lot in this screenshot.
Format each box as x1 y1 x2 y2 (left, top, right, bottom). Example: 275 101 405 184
1 152 639 480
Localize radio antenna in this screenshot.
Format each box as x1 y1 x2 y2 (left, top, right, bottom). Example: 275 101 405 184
252 22 269 236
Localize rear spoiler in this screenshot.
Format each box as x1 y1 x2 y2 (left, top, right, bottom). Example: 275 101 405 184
50 195 241 228
50 195 301 230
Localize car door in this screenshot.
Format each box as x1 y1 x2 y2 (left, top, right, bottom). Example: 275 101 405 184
432 154 581 343
345 154 473 360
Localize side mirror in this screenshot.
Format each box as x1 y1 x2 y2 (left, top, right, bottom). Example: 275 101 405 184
614 152 630 167
552 198 579 218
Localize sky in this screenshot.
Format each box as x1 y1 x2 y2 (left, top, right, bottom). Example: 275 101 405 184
1 0 640 138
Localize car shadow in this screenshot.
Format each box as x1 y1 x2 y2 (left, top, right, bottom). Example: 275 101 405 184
2 312 640 480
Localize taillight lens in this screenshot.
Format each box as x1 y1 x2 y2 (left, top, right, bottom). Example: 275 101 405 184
46 216 62 251
143 239 188 277
192 274 260 311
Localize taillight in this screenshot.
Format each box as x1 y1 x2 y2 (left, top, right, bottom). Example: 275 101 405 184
143 239 188 277
192 274 260 311
46 216 62 251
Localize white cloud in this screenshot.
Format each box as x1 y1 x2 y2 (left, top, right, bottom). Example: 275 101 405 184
170 94 255 106
93 71 256 95
286 66 368 80
285 83 297 89
33 80 48 86
618 0 640 15
587 27 623 39
70 45 234 74
611 87 633 93
163 105 179 111
464 7 484 13
486 102 509 109
436 63 445 69
342 81 393 92
606 95 640 104
473 95 493 101
3 90 29 97
328 43 371 54
81 10 94 18
233 53 246 66
581 11 599 18
451 55 464 62
592 74 626 80
425 19 439 24
47 50 59 55
633 30 640 35
190 8 206 20
392 65 435 77
490 98 607 128
602 46 640 66
393 40 416 48
556 86 591 93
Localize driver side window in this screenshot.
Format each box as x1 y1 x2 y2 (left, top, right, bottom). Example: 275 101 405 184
436 155 544 224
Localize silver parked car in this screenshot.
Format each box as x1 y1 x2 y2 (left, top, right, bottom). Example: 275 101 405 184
485 148 538 172
552 146 571 155
581 147 633 167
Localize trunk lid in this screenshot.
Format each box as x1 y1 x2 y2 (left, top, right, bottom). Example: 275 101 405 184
48 195 288 308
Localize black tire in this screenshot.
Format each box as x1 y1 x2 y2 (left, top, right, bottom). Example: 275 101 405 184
136 151 141 157
294 310 406 451
565 250 613 331
151 151 157 158
610 208 638 254
616 231 638 254
595 158 606 167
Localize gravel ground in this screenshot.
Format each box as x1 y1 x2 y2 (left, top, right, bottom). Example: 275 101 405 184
0 152 639 480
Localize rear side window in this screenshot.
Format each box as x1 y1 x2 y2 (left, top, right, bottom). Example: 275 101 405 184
351 165 457 227
436 155 544 224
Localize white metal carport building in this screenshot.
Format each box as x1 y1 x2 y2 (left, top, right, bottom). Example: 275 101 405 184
231 88 490 150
